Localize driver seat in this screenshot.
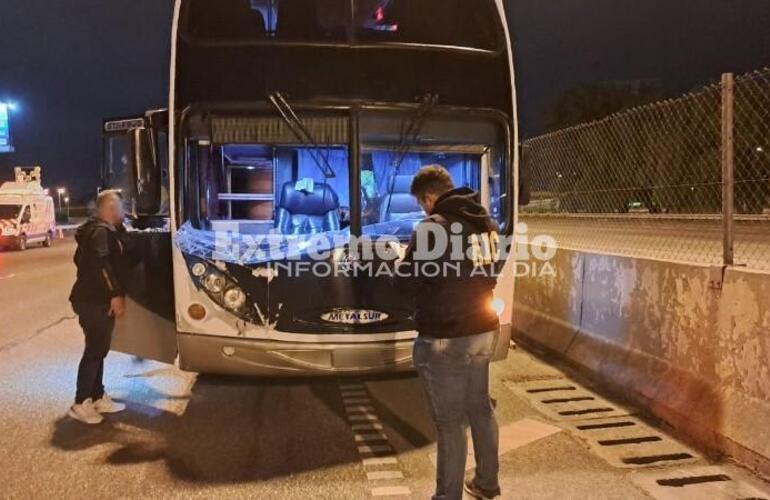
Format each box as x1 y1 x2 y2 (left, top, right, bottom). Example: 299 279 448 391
276 181 340 235
380 175 424 222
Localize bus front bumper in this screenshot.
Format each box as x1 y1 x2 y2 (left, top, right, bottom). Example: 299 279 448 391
177 325 511 377
177 333 416 376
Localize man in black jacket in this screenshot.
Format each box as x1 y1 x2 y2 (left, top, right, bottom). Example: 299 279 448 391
68 190 129 424
404 165 502 500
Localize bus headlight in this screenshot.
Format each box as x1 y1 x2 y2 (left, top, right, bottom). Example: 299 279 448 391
223 287 247 311
203 271 227 294
187 259 258 323
191 262 207 277
491 298 505 316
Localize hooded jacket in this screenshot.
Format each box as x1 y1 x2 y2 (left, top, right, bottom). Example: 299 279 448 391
403 187 501 339
69 218 129 307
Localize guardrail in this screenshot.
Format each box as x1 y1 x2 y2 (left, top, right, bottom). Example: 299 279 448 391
513 244 770 476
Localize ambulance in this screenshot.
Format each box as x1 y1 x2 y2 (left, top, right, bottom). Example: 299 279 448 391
0 167 56 251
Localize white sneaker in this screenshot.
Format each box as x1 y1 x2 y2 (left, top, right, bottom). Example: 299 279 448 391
68 399 104 425
92 394 126 414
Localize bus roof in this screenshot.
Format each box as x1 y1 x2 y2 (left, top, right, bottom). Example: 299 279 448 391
175 0 513 116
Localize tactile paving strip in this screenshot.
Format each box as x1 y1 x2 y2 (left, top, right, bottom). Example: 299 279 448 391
565 415 701 469
505 378 701 469
630 465 770 500
505 379 635 421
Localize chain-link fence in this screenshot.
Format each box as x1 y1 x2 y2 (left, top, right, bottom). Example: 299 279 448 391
521 67 770 271
733 69 770 271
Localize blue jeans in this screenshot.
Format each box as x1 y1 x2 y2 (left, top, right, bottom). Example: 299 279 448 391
413 331 500 500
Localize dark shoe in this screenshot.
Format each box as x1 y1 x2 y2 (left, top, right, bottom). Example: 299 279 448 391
464 480 501 499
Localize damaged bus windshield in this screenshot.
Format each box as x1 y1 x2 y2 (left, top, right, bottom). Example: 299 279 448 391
186 114 351 241
361 110 509 240
183 109 509 252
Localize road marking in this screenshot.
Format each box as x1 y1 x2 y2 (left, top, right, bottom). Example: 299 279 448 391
363 457 399 466
371 486 412 497
367 470 405 481
348 413 379 421
0 273 16 280
352 422 384 431
355 433 389 442
338 379 412 498
358 444 392 454
343 397 371 405
345 405 375 413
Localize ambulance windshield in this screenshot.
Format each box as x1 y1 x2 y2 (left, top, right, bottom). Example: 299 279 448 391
0 204 21 219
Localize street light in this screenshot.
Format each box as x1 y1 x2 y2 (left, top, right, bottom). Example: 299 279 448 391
64 196 70 218
57 187 66 215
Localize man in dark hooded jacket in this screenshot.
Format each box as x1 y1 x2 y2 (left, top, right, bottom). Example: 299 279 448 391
403 165 502 500
67 190 129 424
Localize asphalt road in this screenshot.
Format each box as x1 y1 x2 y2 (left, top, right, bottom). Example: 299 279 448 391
0 236 78 351
0 238 768 499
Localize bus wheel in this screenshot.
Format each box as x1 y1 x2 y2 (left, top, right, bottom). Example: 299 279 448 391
43 232 53 248
17 235 27 251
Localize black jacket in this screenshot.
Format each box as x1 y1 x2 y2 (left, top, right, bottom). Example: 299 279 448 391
403 188 501 339
69 218 130 307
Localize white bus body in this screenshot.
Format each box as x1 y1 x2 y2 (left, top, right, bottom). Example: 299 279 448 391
110 0 520 376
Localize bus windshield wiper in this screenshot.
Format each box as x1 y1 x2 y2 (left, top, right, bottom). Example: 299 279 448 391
268 92 336 179
383 93 438 213
393 93 438 172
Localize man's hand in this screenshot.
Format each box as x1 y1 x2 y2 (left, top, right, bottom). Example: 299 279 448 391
109 296 126 319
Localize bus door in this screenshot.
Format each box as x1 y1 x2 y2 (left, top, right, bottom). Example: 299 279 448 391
106 120 178 364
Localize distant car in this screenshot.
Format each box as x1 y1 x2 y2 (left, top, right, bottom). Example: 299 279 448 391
626 199 663 214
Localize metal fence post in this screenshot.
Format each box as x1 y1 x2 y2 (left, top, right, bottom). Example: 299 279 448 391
721 73 736 266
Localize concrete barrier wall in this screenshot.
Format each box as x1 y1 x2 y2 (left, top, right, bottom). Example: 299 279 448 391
513 246 770 474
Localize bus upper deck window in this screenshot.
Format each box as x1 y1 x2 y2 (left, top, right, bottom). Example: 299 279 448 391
355 0 498 51
187 0 349 42
185 0 497 48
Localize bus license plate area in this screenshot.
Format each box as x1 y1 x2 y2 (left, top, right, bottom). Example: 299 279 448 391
333 346 411 369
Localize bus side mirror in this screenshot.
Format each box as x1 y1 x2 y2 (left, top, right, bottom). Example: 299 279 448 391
21 211 31 224
129 127 161 215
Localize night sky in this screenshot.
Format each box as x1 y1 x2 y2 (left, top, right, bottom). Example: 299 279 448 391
1 0 769 199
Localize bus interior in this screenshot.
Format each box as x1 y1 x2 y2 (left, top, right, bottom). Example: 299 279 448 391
194 127 507 243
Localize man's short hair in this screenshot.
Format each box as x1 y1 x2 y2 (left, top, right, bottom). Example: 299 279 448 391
410 165 455 199
96 189 123 210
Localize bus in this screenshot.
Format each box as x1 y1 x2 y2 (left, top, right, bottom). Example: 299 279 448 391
109 0 521 376
102 109 170 221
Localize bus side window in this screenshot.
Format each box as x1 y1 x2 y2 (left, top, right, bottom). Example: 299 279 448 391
21 206 32 223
